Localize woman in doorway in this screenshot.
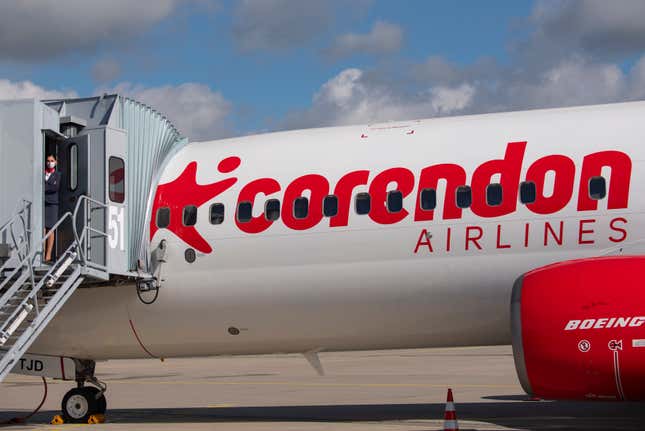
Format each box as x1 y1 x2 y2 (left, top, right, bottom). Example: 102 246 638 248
44 154 61 263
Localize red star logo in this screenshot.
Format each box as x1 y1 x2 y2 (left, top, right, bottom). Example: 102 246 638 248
150 157 241 253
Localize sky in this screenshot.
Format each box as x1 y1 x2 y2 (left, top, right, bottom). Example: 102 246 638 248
1 0 645 141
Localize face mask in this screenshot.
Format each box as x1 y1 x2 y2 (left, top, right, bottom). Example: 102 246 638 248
47 162 56 169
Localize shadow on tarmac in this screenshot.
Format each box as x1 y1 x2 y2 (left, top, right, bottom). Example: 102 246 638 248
2 400 644 430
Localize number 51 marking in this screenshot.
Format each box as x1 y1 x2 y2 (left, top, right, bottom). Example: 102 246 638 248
108 206 125 251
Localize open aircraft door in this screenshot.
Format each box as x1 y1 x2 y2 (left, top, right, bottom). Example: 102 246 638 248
57 135 105 265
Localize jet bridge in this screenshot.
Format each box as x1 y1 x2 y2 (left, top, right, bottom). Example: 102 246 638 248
0 95 186 381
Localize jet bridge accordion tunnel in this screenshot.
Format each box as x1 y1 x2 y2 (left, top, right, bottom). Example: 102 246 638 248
0 95 187 277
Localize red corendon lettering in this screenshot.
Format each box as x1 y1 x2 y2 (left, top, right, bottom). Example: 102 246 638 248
414 164 466 221
577 151 631 211
465 226 483 250
282 174 329 230
330 170 369 227
414 229 433 253
609 217 628 243
236 178 281 234
496 224 511 249
543 221 563 246
578 219 596 245
471 142 526 217
526 155 575 214
369 167 415 224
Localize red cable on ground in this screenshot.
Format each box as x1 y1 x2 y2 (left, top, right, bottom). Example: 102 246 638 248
1 376 47 425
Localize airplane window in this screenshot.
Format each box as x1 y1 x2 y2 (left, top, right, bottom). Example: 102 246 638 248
294 197 309 219
420 188 436 210
356 192 371 215
520 181 536 204
323 195 338 217
265 199 281 221
156 207 170 228
209 203 225 225
456 186 471 208
589 176 606 200
487 183 503 206
108 156 125 203
183 205 198 226
237 201 252 223
69 144 78 191
387 190 403 213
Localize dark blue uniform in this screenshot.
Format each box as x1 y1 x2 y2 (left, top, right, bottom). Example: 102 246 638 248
44 171 61 229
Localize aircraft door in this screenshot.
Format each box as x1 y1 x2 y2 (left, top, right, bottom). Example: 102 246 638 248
57 135 90 259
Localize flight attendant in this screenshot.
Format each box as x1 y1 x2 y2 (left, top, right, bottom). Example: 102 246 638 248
44 154 61 263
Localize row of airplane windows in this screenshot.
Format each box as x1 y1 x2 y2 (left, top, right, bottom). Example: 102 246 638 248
156 176 608 228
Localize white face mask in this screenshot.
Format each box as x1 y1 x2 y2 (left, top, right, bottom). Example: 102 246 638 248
47 162 56 169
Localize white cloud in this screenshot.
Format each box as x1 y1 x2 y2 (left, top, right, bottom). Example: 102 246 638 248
0 79 77 100
500 58 626 110
628 56 645 99
106 82 232 141
325 21 403 59
0 0 203 61
430 84 475 115
527 0 645 62
282 0 645 131
282 68 476 129
232 0 332 52
283 53 645 131
232 0 373 53
0 78 231 141
91 58 122 83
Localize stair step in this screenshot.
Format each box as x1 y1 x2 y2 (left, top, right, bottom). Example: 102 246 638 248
4 299 30 306
35 266 74 273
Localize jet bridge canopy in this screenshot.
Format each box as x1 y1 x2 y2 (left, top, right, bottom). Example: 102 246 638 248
0 95 187 276
45 95 187 273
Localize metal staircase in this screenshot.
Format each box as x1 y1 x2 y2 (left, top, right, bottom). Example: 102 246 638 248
0 197 108 381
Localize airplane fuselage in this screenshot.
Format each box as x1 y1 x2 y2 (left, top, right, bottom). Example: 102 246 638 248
29 102 645 360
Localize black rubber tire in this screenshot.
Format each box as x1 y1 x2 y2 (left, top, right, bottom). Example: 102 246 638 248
97 392 107 414
84 386 107 414
61 387 98 423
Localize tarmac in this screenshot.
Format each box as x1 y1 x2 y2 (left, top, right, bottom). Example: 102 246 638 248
1 345 644 430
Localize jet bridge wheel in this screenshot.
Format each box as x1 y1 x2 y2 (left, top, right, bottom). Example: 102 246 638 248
61 386 106 423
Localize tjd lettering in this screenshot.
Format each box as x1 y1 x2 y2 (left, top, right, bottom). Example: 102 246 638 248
19 358 44 372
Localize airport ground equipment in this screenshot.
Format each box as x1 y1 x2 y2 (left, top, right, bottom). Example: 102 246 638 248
0 196 107 381
0 95 186 416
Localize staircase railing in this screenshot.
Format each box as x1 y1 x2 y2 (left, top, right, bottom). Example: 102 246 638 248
0 241 78 344
0 200 32 275
0 196 109 380
0 211 75 320
0 195 108 300
72 196 108 273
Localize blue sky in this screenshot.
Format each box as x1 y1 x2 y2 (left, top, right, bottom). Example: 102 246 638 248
0 1 644 140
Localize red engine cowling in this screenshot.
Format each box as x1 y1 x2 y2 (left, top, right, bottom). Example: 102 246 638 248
511 256 645 401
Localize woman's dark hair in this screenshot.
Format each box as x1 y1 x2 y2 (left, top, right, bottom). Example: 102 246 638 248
46 154 57 160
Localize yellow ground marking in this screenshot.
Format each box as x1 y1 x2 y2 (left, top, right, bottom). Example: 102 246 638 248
208 403 236 408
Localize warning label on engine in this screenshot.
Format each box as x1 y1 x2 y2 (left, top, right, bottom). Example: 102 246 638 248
632 339 645 348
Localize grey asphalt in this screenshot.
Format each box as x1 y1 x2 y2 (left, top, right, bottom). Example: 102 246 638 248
1 346 643 430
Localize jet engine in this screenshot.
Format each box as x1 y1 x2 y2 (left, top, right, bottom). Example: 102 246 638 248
511 256 645 401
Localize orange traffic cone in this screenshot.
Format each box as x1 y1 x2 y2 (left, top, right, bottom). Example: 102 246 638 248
443 388 459 431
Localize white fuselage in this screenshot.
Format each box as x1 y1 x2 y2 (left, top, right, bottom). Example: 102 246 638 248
29 102 645 360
